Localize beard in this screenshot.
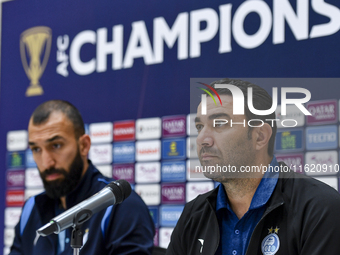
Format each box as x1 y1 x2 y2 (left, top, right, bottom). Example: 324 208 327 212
39 148 84 199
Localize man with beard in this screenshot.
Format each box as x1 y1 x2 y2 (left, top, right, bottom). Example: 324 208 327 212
166 79 340 255
10 100 155 255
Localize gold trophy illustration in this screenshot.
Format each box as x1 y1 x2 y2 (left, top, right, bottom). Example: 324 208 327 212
20 26 52 97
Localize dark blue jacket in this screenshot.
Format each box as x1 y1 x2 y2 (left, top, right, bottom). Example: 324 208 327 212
10 162 155 255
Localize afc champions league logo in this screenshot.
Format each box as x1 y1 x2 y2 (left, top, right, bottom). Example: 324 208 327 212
261 227 280 255
20 26 52 97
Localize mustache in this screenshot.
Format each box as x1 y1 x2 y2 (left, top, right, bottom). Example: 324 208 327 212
40 167 67 179
199 146 220 156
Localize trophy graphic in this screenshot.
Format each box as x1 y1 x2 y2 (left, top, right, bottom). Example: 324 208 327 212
20 26 52 97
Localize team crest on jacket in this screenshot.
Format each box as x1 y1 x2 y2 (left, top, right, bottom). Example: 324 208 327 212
261 227 280 255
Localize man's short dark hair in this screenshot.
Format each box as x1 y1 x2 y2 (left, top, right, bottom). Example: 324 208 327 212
205 78 277 157
30 100 85 139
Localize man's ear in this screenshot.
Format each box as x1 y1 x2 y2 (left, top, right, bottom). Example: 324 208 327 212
255 123 272 152
78 134 91 157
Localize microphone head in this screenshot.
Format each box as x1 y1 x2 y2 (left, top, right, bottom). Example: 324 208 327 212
107 180 132 204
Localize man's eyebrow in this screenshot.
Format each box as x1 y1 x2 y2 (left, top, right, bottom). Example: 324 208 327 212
195 117 201 123
208 113 230 120
28 135 65 146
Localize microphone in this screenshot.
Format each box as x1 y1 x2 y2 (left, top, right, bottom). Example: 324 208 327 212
37 179 131 236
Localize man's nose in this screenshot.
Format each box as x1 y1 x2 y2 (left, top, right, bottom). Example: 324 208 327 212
41 150 56 170
196 127 214 147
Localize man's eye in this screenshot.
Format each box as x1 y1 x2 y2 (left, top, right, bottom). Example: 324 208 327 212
196 124 203 132
31 147 40 153
52 144 61 149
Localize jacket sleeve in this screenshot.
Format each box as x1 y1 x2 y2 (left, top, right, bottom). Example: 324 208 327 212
105 191 155 255
297 186 340 254
166 199 195 255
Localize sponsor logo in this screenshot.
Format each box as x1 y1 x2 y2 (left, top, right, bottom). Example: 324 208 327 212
25 168 43 188
187 137 198 158
161 161 186 182
7 130 28 151
113 142 135 163
25 149 37 168
6 190 25 207
186 159 209 181
162 116 186 137
113 120 135 141
307 100 337 125
89 144 112 164
136 140 161 161
159 228 173 249
276 154 304 173
275 129 303 152
135 162 161 183
187 113 198 136
162 139 186 160
135 184 161 205
20 26 52 97
89 122 113 143
160 205 184 227
136 118 161 140
275 105 305 128
305 151 338 176
7 152 25 169
4 228 15 247
113 164 135 183
6 170 25 187
306 125 337 150
5 208 22 227
186 182 214 202
148 206 159 228
161 183 185 204
96 165 112 178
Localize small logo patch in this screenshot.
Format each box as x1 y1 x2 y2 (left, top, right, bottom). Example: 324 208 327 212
261 227 280 255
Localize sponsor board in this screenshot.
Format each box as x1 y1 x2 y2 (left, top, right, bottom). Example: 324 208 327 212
4 247 10 255
113 164 135 183
187 113 198 136
186 137 198 158
6 170 25 187
160 205 184 227
275 129 304 152
84 124 89 135
186 182 214 202
7 130 27 151
305 151 338 176
159 228 174 249
25 168 43 188
4 228 15 247
162 115 186 137
136 118 161 140
161 161 186 182
161 183 185 204
162 138 186 160
25 188 44 200
96 164 112 178
25 149 37 168
275 105 305 128
307 100 337 125
186 159 209 181
135 162 161 183
148 206 159 228
135 184 161 205
136 140 161 161
314 177 338 191
154 228 159 247
4 208 22 227
113 142 135 163
306 125 338 150
89 122 113 143
113 120 135 141
6 190 25 207
7 152 25 169
276 154 304 173
89 144 112 164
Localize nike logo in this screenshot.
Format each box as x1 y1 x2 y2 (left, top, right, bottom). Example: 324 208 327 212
198 239 204 253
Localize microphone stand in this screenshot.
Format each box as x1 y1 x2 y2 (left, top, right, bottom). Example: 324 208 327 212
70 209 92 255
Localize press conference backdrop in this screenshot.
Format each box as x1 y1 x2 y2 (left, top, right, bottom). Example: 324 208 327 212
1 0 340 253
